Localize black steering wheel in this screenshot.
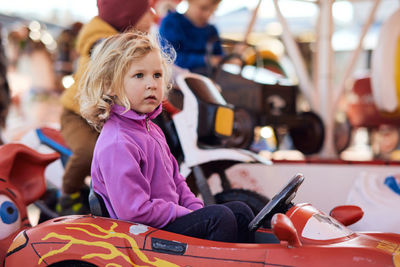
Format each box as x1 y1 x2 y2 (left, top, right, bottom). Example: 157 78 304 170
248 173 305 232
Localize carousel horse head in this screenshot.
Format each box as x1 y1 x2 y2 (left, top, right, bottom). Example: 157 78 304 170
0 143 58 261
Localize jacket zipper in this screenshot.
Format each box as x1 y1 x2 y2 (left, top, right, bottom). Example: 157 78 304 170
145 116 170 171
145 117 150 132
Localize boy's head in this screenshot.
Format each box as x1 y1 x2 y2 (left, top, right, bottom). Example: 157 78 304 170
97 0 150 32
185 0 221 27
134 8 157 33
79 31 175 130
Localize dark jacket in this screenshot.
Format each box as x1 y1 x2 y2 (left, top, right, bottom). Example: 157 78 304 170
159 11 223 71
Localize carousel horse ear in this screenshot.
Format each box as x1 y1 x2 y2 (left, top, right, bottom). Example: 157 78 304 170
0 144 59 205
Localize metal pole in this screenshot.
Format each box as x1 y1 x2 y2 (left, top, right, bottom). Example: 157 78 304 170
272 0 316 109
192 166 215 205
333 0 380 107
243 0 263 43
317 0 336 158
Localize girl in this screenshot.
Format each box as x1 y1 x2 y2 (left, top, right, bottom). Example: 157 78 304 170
79 31 255 243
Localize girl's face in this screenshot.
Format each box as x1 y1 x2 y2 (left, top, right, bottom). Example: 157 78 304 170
186 0 219 27
123 51 165 114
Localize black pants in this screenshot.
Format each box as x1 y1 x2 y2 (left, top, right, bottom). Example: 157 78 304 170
162 201 255 243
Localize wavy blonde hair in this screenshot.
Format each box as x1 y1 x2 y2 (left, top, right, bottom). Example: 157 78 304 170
79 30 175 131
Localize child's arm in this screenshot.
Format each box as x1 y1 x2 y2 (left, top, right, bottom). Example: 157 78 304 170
210 26 223 57
97 141 193 228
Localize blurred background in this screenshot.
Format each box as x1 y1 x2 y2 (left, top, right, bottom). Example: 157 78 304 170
1 0 400 160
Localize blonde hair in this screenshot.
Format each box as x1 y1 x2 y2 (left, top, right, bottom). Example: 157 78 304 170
79 30 175 131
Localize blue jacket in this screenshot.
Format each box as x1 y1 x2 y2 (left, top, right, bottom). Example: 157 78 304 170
159 11 223 71
91 104 204 228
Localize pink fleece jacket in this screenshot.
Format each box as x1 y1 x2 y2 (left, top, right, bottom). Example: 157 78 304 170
91 104 204 228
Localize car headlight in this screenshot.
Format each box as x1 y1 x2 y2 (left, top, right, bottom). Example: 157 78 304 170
215 106 234 137
7 230 28 255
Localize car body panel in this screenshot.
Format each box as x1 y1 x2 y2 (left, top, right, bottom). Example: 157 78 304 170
2 144 400 267
5 206 400 267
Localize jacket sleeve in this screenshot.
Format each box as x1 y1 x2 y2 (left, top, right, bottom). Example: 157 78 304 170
159 14 205 69
99 140 191 228
169 152 204 211
211 26 223 56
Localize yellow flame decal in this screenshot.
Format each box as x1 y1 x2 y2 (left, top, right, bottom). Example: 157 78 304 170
394 246 400 267
38 222 178 267
376 240 398 253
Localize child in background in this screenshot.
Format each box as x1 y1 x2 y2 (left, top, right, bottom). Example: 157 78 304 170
159 0 223 75
57 0 151 215
79 31 255 243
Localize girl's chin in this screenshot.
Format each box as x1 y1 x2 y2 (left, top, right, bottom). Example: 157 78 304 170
137 103 160 114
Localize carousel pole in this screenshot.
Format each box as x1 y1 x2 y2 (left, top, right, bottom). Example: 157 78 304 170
333 0 381 107
272 0 316 109
317 0 336 158
243 0 262 43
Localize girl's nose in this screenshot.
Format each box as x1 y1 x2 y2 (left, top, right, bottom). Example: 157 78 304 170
146 79 157 90
146 82 156 90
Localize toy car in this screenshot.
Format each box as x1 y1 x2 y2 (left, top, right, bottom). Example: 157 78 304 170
2 143 400 266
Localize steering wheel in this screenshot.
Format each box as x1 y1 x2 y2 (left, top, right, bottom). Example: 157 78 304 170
248 173 305 232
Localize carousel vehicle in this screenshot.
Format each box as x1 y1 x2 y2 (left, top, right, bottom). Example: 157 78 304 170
213 60 325 155
191 30 326 155
197 0 325 155
168 71 272 207
2 143 400 266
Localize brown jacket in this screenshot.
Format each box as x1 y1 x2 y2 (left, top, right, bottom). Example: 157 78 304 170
60 16 117 114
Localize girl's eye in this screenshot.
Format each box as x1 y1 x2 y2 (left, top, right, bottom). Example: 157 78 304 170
154 73 162 79
134 73 143 78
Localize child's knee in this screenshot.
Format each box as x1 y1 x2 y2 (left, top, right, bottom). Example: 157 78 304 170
224 201 254 217
210 205 236 223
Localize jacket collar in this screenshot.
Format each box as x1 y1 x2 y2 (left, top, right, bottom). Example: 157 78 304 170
111 104 162 121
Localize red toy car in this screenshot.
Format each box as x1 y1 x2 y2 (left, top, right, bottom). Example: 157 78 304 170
1 144 400 266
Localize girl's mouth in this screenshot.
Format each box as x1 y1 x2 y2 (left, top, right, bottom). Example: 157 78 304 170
145 96 157 102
